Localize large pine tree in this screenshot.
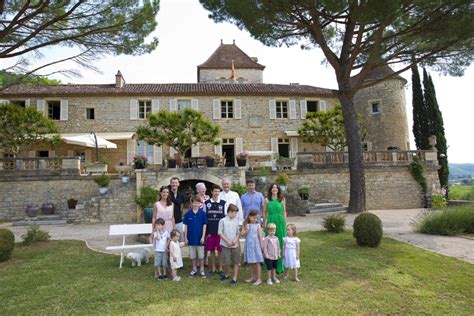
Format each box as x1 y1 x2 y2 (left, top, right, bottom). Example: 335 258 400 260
412 65 430 150
423 69 449 190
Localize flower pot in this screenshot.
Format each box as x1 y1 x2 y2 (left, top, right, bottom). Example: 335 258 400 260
41 203 55 215
144 207 153 223
121 175 129 183
99 187 108 194
237 158 246 167
67 199 78 209
279 185 287 192
134 161 145 169
258 176 267 184
167 159 177 168
206 158 215 167
25 205 39 218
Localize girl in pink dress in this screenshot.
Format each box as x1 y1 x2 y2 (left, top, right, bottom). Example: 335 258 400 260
153 186 175 234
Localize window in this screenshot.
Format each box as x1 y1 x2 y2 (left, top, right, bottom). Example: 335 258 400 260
370 101 381 114
278 138 290 158
222 138 234 144
37 151 49 158
307 100 318 113
362 142 372 151
47 101 61 120
86 108 95 120
137 140 154 164
276 101 288 118
75 150 86 163
218 77 226 84
178 100 191 111
138 100 151 119
11 100 26 107
221 101 234 118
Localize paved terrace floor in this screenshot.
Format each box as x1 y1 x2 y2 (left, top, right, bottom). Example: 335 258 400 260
2 209 473 264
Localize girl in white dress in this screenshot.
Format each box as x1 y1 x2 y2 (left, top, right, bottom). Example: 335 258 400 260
169 229 183 282
283 224 301 282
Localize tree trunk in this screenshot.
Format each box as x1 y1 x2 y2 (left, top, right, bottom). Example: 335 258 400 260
338 91 366 213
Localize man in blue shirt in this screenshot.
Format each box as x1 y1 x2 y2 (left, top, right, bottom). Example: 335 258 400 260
240 179 265 223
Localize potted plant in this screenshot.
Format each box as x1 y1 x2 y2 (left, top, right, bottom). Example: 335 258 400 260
275 172 289 192
133 155 148 169
297 187 309 200
94 174 110 194
134 186 158 223
257 167 270 184
237 151 248 167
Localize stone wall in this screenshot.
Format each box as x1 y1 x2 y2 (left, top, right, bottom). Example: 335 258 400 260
199 68 263 83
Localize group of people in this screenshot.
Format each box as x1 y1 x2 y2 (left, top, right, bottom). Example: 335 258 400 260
149 177 301 285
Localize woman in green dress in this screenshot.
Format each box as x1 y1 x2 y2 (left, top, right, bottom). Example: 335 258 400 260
263 183 287 274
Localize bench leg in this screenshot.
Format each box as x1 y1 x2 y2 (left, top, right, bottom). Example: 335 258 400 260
119 251 124 268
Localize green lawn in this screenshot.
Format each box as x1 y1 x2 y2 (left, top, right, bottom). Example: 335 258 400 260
450 185 474 201
1 232 473 315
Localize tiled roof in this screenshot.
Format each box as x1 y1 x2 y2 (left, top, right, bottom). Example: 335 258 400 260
198 43 265 69
350 64 407 85
0 83 337 97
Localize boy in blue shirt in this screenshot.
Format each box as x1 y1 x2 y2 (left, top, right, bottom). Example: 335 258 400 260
184 195 208 278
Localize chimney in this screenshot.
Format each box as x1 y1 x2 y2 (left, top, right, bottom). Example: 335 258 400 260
115 70 125 88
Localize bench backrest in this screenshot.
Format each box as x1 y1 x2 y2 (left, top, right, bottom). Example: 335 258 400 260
109 224 152 236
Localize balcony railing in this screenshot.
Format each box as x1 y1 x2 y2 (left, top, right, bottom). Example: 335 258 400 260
0 157 81 175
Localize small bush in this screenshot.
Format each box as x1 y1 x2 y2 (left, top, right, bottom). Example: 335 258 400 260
353 213 383 247
275 173 289 186
93 175 110 188
231 182 247 196
22 224 50 244
323 213 346 233
431 192 448 208
0 228 15 262
134 186 158 209
415 205 474 236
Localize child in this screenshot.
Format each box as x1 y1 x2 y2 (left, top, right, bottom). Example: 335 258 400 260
283 224 301 282
204 185 226 275
218 204 241 285
169 229 183 282
241 209 264 286
183 195 208 278
263 223 280 285
150 218 170 280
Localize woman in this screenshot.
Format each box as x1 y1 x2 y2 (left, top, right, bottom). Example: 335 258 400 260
263 182 287 274
190 182 210 211
153 186 175 234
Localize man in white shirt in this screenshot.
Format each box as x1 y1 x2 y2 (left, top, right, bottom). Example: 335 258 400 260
219 178 244 226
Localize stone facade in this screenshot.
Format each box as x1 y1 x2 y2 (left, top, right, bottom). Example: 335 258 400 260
199 68 263 83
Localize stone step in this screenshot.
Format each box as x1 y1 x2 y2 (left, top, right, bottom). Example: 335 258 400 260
12 219 69 226
306 206 347 215
309 203 344 210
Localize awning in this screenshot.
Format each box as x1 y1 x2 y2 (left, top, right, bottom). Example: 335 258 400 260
284 131 299 137
59 132 135 140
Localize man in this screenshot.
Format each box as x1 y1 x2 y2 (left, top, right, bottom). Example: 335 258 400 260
169 177 185 242
219 178 244 226
240 179 265 224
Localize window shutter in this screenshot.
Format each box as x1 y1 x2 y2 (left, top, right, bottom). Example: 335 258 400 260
319 100 327 112
36 100 45 115
191 99 199 110
126 139 136 164
289 100 297 119
214 138 222 156
29 151 36 158
367 142 373 151
191 144 199 157
290 138 298 158
60 100 68 120
25 99 31 107
169 146 177 159
85 150 92 163
169 99 177 111
235 138 243 156
269 100 276 119
130 99 138 120
153 145 163 165
152 99 160 113
67 150 74 157
234 99 242 119
48 150 55 158
300 100 307 119
213 99 221 119
271 137 278 154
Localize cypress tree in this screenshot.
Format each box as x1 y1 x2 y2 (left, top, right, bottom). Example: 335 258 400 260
423 68 449 191
411 65 429 149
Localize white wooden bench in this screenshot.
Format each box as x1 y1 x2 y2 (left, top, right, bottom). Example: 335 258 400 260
105 224 153 268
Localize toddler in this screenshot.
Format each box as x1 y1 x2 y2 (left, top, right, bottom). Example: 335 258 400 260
283 224 301 282
263 223 280 285
169 229 183 282
151 218 169 280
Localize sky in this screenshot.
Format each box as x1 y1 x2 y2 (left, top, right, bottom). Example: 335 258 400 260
3 0 473 163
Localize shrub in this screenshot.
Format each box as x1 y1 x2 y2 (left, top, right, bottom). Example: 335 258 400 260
449 186 474 201
134 186 158 209
231 182 247 196
275 172 289 186
415 205 474 236
431 192 448 208
323 213 346 233
93 175 110 188
0 228 15 262
22 224 50 245
353 213 383 247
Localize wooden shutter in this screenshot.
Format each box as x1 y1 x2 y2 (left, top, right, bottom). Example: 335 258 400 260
271 137 278 154
191 144 199 157
60 100 68 120
300 100 307 119
48 150 55 158
130 99 138 120
169 99 177 111
214 138 222 156
213 99 221 119
152 99 160 113
290 138 298 158
319 100 327 112
36 100 45 115
153 145 163 165
289 100 297 119
269 100 276 119
67 150 74 157
126 139 136 164
29 151 36 158
85 149 92 163
234 99 242 119
169 146 177 159
235 138 243 156
25 99 31 107
191 99 199 110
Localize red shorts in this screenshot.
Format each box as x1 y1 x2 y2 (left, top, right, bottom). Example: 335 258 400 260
205 234 222 252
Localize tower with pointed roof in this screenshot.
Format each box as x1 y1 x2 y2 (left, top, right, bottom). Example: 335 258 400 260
197 40 265 84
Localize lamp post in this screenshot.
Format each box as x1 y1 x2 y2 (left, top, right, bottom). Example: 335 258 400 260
91 131 99 163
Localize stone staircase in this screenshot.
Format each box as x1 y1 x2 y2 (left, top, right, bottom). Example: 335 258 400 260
305 202 347 215
12 214 70 226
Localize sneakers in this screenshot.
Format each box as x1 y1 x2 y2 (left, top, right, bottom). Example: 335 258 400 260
245 278 256 283
253 279 262 286
154 276 163 281
189 270 197 277
220 273 229 281
272 277 280 284
267 279 273 285
173 276 181 282
200 271 207 278
229 279 237 285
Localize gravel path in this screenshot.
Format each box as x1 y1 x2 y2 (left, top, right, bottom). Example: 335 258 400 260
3 209 473 264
